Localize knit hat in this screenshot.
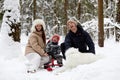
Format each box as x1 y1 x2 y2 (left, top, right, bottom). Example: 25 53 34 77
67 19 77 26
51 34 60 42
31 19 46 32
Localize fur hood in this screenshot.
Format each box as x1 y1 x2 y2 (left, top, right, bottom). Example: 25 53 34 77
31 19 46 32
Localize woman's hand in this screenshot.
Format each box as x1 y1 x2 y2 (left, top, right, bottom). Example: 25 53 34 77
44 53 48 56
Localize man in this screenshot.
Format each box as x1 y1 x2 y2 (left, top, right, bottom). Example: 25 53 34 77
61 19 95 59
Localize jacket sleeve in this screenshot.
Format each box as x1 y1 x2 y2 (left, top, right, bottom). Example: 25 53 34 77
29 36 45 56
84 31 95 54
64 34 72 51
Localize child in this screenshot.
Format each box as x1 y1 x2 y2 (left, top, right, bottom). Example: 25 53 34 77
45 34 63 69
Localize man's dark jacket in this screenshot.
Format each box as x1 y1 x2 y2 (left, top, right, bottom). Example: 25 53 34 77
64 24 95 54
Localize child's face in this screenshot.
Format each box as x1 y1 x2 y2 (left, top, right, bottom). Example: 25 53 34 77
52 37 58 42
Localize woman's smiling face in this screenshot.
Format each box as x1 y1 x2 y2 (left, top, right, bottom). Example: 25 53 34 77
35 24 42 32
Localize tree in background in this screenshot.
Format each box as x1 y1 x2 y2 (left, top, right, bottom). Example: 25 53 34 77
104 0 116 21
33 0 36 20
19 0 97 36
77 0 81 20
0 0 4 27
115 0 120 42
1 0 21 42
18 0 119 42
63 0 68 35
98 0 104 47
116 0 120 23
0 0 22 59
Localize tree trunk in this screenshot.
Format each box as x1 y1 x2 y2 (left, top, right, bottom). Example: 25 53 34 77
54 0 57 25
116 0 120 23
33 0 36 20
77 1 81 20
115 27 120 42
63 0 68 35
98 0 104 47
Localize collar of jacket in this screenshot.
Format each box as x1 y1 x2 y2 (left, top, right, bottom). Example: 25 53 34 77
51 41 58 45
33 31 42 36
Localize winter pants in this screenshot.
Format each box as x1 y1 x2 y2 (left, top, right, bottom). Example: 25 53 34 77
52 54 63 64
25 53 49 71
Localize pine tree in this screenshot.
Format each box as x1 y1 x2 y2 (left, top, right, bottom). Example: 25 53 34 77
1 0 21 42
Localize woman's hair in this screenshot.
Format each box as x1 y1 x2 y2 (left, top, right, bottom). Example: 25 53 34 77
41 27 46 44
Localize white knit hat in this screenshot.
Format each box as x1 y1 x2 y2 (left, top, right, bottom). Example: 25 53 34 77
31 19 46 32
67 19 77 26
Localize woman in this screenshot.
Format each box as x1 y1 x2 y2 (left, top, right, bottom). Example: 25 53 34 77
25 19 49 73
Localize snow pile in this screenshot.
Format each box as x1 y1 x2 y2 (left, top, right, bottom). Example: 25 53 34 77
0 33 120 80
0 57 28 80
0 34 22 59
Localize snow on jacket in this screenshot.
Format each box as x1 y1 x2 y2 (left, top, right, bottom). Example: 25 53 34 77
64 23 95 54
25 31 46 56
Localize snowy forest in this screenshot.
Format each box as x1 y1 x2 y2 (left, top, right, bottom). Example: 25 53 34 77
0 0 120 80
0 0 120 44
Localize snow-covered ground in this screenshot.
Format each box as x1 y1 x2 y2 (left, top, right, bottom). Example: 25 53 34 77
0 33 120 80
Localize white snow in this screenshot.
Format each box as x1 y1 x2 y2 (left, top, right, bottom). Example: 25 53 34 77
0 32 120 80
1 0 120 79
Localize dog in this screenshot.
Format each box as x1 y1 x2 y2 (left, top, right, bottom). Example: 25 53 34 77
54 47 103 73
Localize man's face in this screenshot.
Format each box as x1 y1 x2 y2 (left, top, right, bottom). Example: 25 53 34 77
67 22 77 33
